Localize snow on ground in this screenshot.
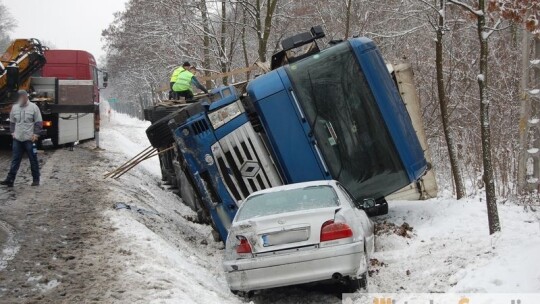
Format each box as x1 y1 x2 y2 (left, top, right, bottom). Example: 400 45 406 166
370 199 540 293
97 110 540 303
99 111 243 304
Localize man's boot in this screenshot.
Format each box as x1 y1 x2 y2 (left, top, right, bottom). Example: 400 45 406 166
0 180 14 187
31 180 40 187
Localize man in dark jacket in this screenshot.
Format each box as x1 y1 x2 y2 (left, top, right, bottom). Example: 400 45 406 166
1 90 42 187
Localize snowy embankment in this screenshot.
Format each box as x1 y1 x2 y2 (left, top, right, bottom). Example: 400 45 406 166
370 199 540 293
99 111 242 304
98 110 540 303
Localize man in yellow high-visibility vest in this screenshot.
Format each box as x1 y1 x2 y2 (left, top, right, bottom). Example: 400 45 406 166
169 62 192 100
172 63 208 102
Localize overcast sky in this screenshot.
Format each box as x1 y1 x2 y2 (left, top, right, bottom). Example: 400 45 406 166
4 0 128 64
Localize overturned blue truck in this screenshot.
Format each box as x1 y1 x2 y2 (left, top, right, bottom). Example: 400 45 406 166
144 27 437 242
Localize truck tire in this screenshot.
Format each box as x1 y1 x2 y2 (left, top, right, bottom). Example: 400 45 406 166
146 103 206 149
143 108 154 122
146 111 180 148
149 106 178 123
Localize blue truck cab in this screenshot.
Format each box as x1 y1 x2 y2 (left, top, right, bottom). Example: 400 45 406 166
170 35 427 241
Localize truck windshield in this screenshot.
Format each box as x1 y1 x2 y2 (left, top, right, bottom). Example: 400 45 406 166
285 42 409 201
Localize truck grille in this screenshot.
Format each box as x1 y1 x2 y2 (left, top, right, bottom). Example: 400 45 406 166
212 123 282 203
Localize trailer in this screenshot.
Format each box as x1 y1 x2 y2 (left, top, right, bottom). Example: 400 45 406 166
145 27 437 241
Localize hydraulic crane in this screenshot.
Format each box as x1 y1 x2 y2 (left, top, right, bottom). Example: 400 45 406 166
0 38 47 135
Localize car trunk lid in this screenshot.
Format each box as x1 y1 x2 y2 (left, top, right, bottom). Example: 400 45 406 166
232 206 340 254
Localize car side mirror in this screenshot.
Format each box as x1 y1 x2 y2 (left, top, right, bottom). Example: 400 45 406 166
356 198 376 210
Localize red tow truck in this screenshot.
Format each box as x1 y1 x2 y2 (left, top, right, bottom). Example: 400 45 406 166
0 38 107 146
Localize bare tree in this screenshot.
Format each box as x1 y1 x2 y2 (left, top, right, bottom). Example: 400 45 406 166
434 0 467 199
0 0 16 51
448 0 501 234
101 0 536 206
239 0 280 63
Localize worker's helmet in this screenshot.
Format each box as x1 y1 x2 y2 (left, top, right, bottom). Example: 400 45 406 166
182 61 191 67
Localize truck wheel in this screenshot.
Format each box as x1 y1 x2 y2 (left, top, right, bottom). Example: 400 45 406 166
146 103 206 149
143 108 153 122
146 113 177 149
167 171 177 188
150 106 180 123
211 230 221 243
196 210 205 224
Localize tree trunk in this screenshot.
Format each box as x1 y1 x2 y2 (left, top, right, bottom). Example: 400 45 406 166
533 38 540 190
344 0 353 39
200 0 212 88
436 0 466 199
220 0 228 85
517 30 531 193
257 0 278 63
477 0 501 234
242 8 251 80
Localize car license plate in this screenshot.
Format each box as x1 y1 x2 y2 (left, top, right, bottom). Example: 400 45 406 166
261 228 309 247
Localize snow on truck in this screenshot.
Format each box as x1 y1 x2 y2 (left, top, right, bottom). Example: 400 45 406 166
0 38 106 146
144 27 437 241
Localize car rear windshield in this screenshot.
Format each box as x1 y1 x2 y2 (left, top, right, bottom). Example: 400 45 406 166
235 185 338 221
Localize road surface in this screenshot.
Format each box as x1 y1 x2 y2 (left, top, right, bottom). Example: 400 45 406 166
0 145 122 303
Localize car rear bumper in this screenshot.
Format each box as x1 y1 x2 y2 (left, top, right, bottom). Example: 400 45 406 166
223 241 367 291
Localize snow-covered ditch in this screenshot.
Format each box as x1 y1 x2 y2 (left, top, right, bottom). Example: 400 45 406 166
98 111 540 303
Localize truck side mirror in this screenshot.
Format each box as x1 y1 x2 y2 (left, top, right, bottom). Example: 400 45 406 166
102 72 109 88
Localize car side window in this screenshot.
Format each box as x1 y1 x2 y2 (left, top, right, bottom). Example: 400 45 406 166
336 183 357 209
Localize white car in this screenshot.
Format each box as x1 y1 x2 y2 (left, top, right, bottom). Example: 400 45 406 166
223 180 375 294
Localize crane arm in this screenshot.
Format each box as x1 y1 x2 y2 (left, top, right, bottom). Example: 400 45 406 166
0 38 47 105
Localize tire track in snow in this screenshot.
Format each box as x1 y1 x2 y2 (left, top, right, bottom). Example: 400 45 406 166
0 219 19 271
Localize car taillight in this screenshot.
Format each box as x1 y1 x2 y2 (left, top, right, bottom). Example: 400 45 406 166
320 220 353 242
236 236 252 254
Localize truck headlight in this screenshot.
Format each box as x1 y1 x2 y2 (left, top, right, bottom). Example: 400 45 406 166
208 102 243 129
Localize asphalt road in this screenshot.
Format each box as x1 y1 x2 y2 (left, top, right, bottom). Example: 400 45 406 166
0 143 41 201
0 147 15 202
0 145 123 303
